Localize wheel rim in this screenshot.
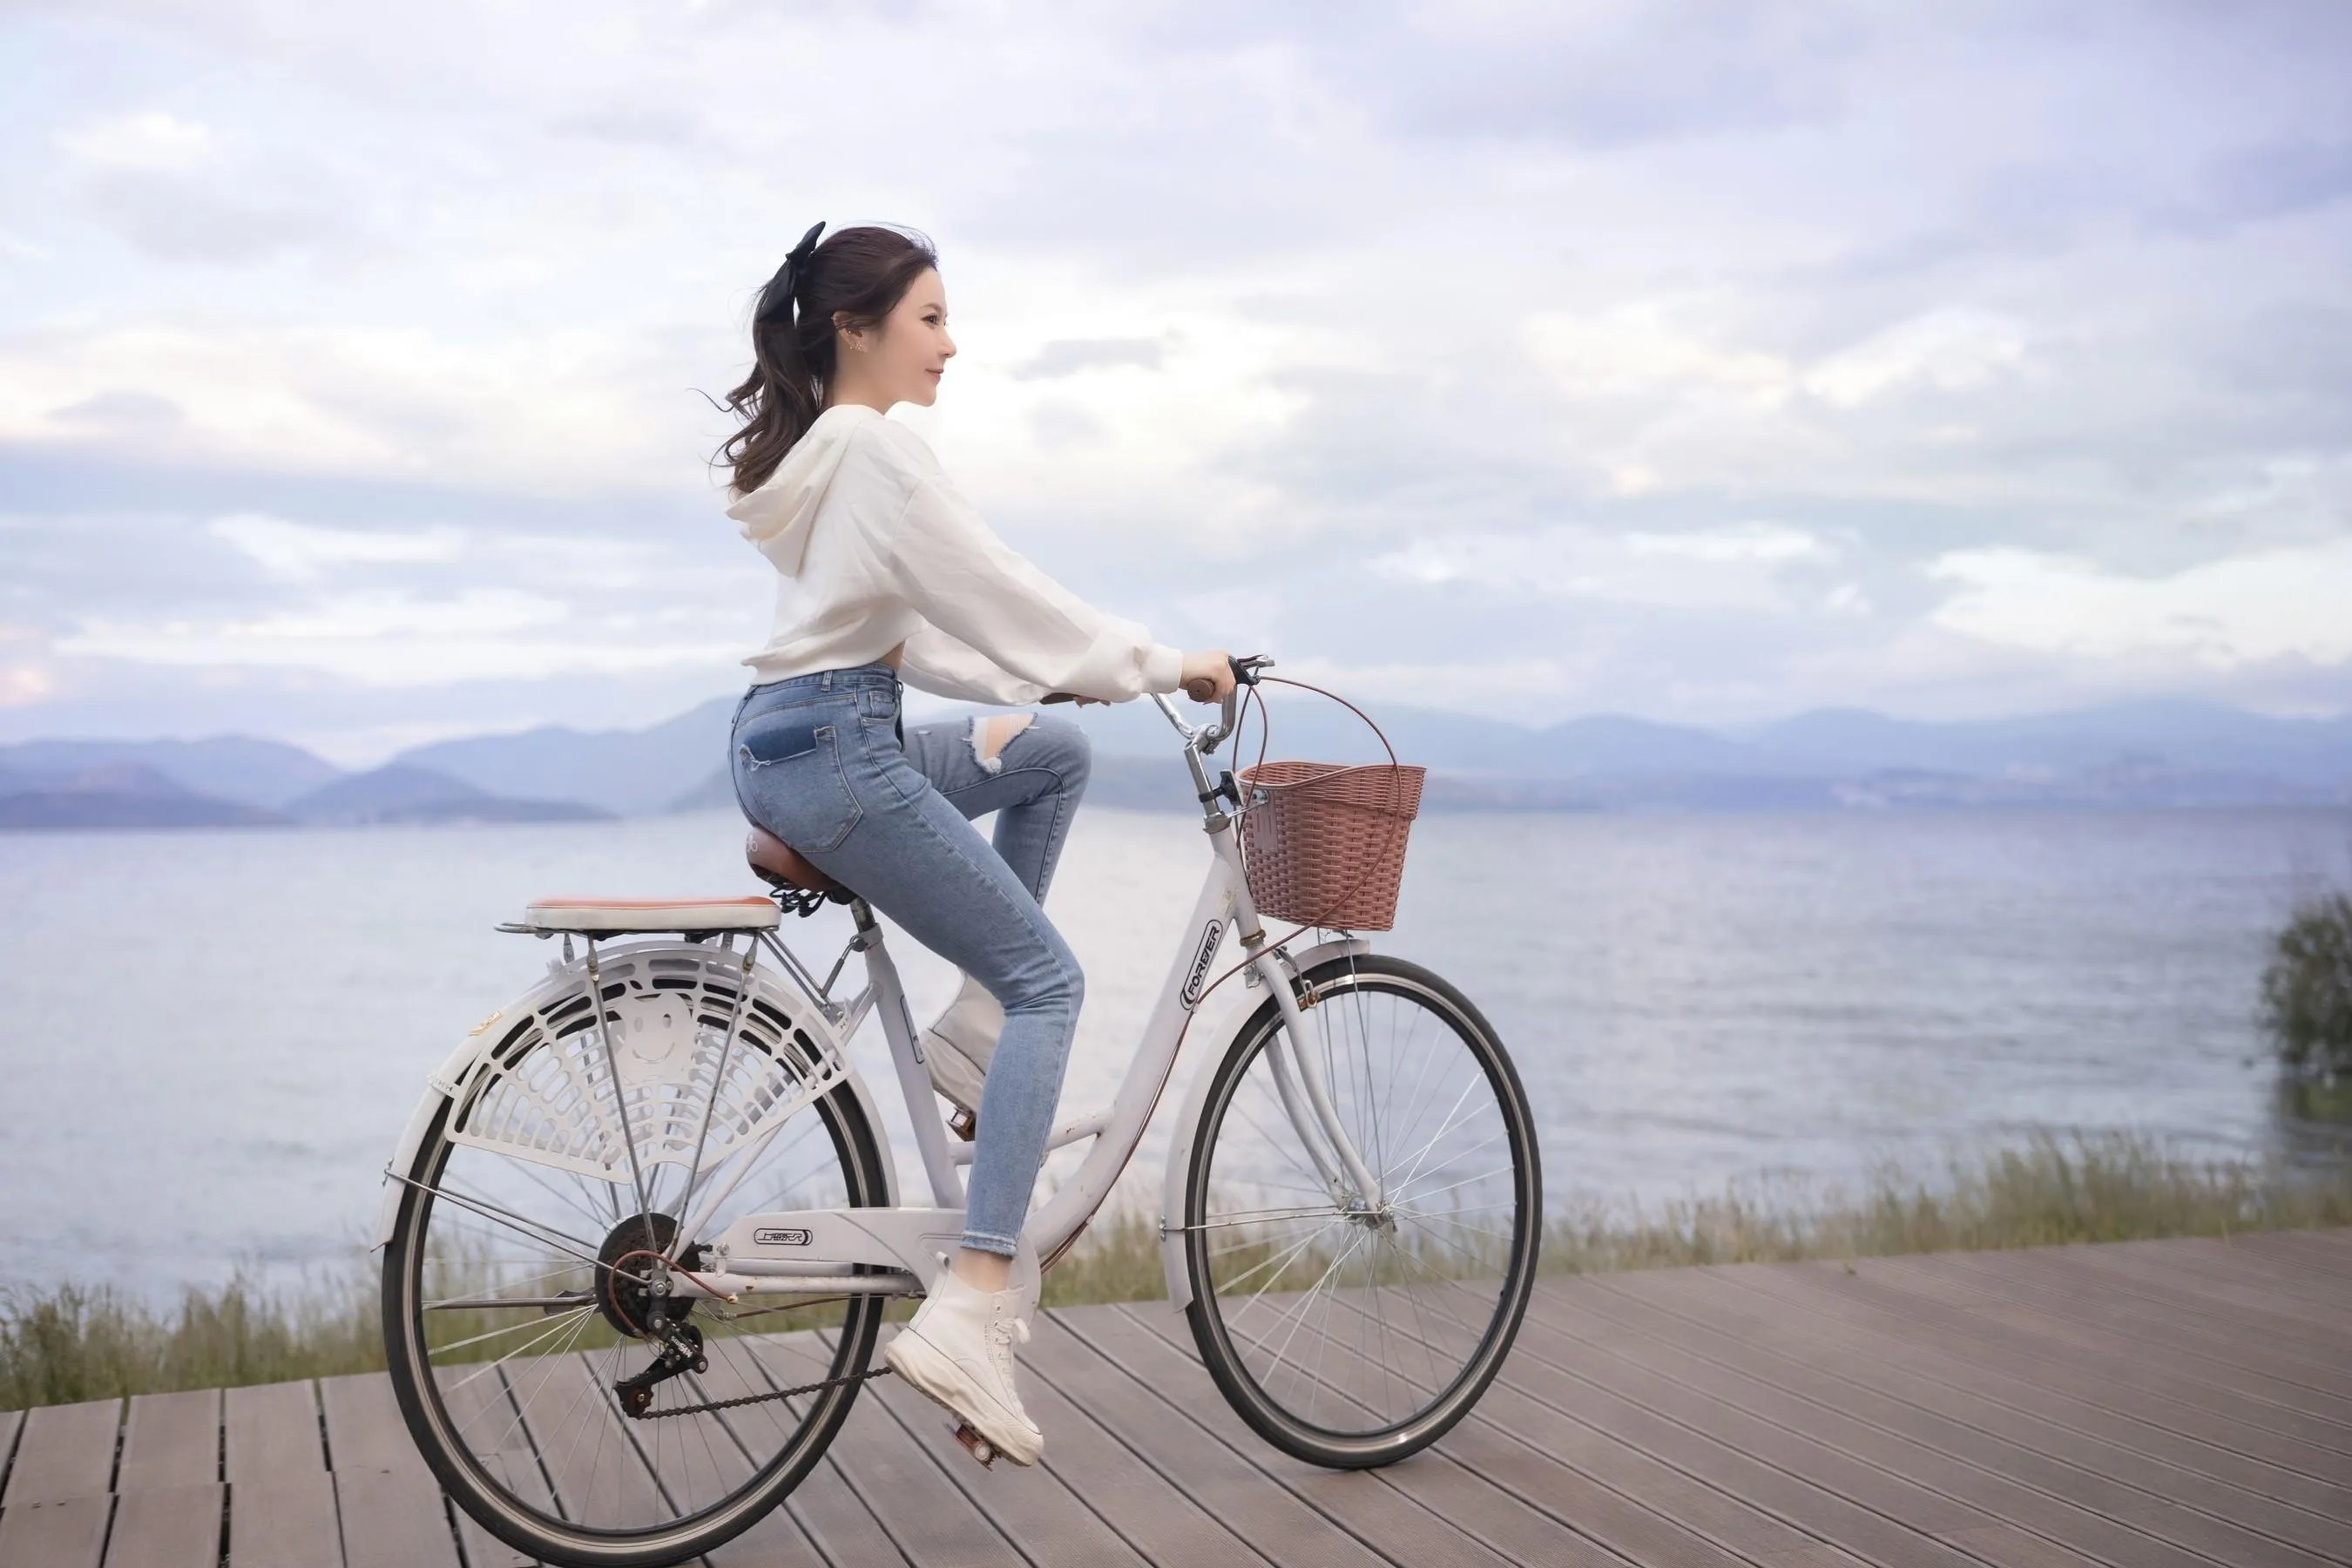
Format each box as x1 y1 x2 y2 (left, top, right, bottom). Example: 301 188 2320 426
1192 968 1534 1445
386 960 884 1554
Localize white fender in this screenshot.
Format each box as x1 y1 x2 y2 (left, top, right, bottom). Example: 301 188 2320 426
374 939 895 1247
1158 936 1369 1310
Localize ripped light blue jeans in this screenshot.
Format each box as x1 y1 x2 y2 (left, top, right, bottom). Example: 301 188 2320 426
729 663 1091 1257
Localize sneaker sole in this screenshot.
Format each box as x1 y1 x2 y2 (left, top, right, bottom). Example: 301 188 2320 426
884 1331 1044 1467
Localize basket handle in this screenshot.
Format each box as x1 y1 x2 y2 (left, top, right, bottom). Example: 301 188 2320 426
1255 676 1401 773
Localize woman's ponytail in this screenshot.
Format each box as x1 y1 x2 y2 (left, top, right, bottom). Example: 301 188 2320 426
719 223 939 496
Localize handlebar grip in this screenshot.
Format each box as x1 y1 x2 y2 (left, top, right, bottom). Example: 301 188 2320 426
1184 677 1219 703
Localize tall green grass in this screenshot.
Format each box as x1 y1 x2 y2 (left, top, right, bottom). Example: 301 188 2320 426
8 1131 2348 1412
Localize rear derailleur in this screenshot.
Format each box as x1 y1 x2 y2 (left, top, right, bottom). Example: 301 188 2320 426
615 1316 706 1419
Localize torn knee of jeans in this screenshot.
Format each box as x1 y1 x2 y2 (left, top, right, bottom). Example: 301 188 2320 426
970 713 1033 774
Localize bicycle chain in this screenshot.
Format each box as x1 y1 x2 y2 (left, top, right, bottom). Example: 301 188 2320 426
629 1362 893 1420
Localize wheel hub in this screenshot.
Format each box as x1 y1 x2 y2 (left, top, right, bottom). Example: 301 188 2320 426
593 1211 705 1338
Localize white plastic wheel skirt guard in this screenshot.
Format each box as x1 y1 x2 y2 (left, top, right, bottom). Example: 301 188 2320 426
375 939 862 1246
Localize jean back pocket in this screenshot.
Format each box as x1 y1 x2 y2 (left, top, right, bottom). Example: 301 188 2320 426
733 711 862 852
737 718 821 767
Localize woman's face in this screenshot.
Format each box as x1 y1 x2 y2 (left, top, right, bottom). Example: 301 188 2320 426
841 268 956 408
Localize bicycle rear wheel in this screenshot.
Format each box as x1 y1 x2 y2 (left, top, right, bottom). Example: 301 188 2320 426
1181 953 1540 1468
381 943 890 1567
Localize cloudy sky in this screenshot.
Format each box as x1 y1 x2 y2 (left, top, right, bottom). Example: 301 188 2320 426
2 0 2348 761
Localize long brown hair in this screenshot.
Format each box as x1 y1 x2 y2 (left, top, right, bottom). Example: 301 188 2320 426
718 224 939 496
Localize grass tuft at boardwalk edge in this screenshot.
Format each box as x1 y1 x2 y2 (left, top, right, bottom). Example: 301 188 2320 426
5 1130 2348 1412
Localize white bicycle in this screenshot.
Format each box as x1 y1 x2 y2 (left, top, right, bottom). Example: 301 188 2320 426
377 659 1542 1567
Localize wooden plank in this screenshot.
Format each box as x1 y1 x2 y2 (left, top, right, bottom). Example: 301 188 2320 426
1714 1256 2352 1489
1931 1248 2352 1390
224 1382 323 1481
433 1366 550 1568
334 1469 459 1568
1021 1309 1357 1567
1522 1284 2240 1568
1437 1286 2066 1568
0 1412 23 1501
1108 1298 1698 1568
1757 1256 2352 1477
639 1342 826 1568
1963 1241 2352 1350
1941 1524 2113 1568
314 1372 458 1568
697 1335 903 1568
506 1355 665 1534
1253 1288 1824 1568
102 1483 222 1568
317 1374 427 1480
708 1508 839 1568
0 1496 111 1568
1125 1288 1839 1568
1867 1254 2352 1446
1648 1262 2352 1524
797 1339 1021 1568
117 1390 220 1491
2241 1229 2352 1280
2039 1241 2352 1342
227 1472 344 1568
1589 1266 2352 1566
2 1400 120 1506
1081 1304 1535 1568
2142 1232 2352 1299
833 1334 1152 1568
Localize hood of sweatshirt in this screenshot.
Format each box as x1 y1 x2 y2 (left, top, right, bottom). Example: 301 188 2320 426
725 403 883 575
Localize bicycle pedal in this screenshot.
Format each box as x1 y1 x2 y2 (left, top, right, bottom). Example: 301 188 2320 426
950 1421 997 1469
947 1107 977 1141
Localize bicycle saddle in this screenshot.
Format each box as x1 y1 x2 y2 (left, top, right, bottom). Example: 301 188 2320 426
745 824 843 896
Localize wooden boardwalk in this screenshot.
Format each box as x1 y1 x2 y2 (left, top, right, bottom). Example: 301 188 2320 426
5 1228 2350 1567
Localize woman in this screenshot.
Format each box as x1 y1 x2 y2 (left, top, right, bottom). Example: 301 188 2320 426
719 222 1233 1467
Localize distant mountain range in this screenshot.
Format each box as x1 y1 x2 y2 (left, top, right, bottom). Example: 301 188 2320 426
0 751 613 831
6 695 2349 830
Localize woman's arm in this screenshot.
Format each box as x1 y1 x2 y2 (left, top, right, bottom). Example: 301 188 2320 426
881 475 1186 702
897 624 1051 706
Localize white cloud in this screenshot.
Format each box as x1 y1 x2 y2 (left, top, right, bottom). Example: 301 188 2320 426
57 112 218 172
1802 308 2033 408
1376 523 1834 612
2 2 2349 738
58 588 740 686
1929 541 2352 669
1525 307 1791 407
213 514 465 579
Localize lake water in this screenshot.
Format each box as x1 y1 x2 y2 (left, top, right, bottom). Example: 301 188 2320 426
1 806 2345 1296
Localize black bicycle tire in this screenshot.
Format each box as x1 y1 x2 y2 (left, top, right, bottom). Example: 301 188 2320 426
382 1082 890 1567
1181 953 1542 1469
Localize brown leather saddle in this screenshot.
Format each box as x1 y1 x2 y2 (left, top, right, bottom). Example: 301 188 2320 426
744 823 848 899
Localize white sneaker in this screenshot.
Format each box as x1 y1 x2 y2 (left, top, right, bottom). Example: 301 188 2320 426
923 975 1003 1129
884 1264 1044 1467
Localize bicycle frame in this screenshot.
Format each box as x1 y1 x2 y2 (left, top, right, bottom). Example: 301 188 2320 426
378 680 1385 1312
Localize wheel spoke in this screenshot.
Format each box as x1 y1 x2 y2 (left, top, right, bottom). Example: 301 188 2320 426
387 977 890 1554
1192 963 1532 1456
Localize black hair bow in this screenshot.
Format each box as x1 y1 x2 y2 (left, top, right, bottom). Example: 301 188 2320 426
754 222 827 325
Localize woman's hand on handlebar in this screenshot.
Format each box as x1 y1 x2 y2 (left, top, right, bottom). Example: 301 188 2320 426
1180 650 1237 704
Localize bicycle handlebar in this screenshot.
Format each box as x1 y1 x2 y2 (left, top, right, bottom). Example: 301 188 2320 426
1151 654 1271 755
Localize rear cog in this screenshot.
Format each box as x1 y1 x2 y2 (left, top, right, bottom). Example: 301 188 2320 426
593 1211 704 1337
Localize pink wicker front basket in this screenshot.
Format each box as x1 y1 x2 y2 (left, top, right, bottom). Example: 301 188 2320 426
1236 760 1425 930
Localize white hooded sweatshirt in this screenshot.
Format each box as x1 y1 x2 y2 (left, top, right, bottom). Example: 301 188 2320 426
728 404 1184 705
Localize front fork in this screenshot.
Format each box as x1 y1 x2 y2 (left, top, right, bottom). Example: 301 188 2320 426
1247 944 1384 1211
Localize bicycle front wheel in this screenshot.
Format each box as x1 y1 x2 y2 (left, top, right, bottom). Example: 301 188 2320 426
1181 952 1540 1468
382 943 890 1567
